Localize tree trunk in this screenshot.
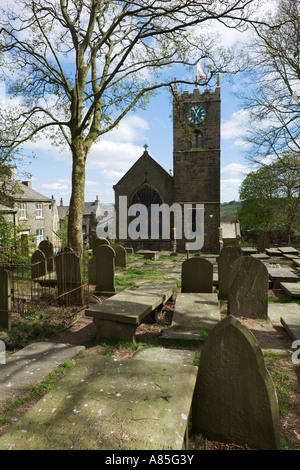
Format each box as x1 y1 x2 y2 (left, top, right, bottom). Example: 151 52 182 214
67 141 86 254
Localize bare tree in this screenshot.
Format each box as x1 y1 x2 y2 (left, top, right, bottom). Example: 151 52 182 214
237 0 300 171
0 0 265 252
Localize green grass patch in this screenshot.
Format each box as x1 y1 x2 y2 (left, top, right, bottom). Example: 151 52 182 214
264 351 300 416
0 356 83 427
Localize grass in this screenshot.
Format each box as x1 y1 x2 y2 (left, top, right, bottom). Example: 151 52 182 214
264 351 300 416
0 355 83 427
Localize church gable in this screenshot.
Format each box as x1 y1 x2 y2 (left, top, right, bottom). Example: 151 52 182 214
114 148 173 205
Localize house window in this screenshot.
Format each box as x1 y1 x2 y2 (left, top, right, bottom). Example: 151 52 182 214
36 228 44 245
36 203 43 218
19 203 27 218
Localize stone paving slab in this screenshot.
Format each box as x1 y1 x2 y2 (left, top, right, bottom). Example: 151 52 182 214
172 293 220 330
280 282 300 298
0 342 85 407
0 355 198 450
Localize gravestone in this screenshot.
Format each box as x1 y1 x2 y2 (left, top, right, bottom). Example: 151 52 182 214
257 233 270 253
217 245 240 300
95 245 116 296
181 257 213 293
227 257 269 319
55 252 84 305
92 237 110 255
0 266 11 330
115 245 126 268
39 240 54 272
192 315 280 450
88 256 97 285
31 249 47 280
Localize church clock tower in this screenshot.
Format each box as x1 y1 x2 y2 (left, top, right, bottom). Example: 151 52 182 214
172 82 221 253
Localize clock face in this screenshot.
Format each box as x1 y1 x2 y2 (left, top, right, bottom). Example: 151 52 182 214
187 105 206 125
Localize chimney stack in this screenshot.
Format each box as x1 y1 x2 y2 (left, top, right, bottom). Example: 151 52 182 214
60 198 63 206
22 181 32 189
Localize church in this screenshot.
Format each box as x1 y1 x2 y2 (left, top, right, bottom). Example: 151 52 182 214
113 81 221 254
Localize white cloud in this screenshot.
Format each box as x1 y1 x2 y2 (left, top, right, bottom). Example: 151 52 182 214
222 109 250 140
221 178 244 202
221 162 250 177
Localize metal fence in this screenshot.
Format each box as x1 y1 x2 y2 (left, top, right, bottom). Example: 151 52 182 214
0 247 91 317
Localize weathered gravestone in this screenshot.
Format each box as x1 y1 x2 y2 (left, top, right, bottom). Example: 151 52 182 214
192 315 280 450
39 240 54 272
55 252 84 305
217 245 240 300
227 256 269 319
88 255 97 285
181 257 213 293
95 244 116 296
115 245 126 268
92 237 110 254
257 233 270 253
0 266 11 330
31 249 47 280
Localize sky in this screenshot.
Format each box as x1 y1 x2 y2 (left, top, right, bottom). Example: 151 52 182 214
2 2 275 207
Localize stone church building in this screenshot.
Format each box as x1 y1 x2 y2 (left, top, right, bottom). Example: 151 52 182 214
113 82 221 254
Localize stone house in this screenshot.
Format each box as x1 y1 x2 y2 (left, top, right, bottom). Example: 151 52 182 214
57 196 101 248
0 179 60 249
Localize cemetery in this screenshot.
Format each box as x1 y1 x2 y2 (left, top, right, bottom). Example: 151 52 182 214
0 238 300 451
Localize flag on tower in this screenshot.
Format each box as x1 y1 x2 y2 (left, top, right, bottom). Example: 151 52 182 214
197 62 205 81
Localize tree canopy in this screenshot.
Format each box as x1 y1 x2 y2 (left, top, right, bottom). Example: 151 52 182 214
237 0 300 170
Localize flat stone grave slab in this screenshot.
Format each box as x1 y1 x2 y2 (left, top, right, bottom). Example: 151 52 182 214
0 342 85 407
0 355 198 450
33 273 57 287
278 246 299 255
85 282 177 342
172 293 220 330
281 315 300 341
136 250 159 260
251 253 270 260
268 302 300 323
292 259 300 267
240 247 257 256
265 248 283 256
280 282 300 298
268 267 299 288
132 346 196 366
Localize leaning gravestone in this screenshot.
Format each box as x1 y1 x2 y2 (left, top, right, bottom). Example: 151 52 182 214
39 240 54 272
55 252 84 305
115 245 126 268
192 315 280 450
227 256 269 319
181 257 213 293
88 255 97 285
0 266 11 330
257 233 270 253
217 245 240 300
31 249 47 280
92 237 110 255
95 245 116 296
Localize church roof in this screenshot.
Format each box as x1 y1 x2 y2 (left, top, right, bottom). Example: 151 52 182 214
114 149 172 188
